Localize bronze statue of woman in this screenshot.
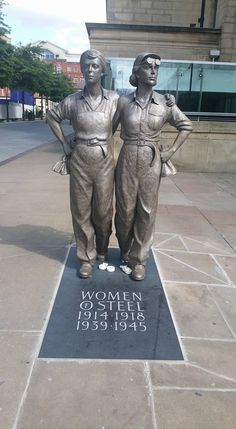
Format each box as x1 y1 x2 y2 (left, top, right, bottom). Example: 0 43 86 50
114 53 192 281
47 49 119 278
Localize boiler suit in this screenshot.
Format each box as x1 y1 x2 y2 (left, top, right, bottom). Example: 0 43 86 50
48 88 119 263
115 91 192 266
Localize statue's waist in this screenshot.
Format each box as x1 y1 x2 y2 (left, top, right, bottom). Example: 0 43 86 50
75 138 108 146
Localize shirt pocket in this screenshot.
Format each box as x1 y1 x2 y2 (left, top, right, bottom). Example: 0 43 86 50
148 111 164 130
148 105 165 130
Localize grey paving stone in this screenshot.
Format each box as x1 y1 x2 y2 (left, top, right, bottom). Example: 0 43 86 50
165 283 233 339
16 360 154 429
0 247 67 330
182 339 236 381
154 390 236 429
0 332 40 429
209 286 236 338
150 362 236 388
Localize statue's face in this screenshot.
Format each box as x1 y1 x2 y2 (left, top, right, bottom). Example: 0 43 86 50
136 58 159 87
82 57 103 84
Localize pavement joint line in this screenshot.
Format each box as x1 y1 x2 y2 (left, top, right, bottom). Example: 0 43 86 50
144 362 158 429
36 358 185 364
152 250 186 361
153 246 235 256
186 363 236 384
181 234 234 254
152 386 236 392
153 233 178 248
207 285 236 340
181 336 236 342
0 330 41 333
12 244 71 429
192 207 236 253
178 234 189 250
156 249 229 285
164 280 232 287
210 253 235 287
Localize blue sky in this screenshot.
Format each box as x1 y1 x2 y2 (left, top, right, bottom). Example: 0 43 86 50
4 0 107 53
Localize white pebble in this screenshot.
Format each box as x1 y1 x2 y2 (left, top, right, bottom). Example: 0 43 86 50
120 265 132 275
99 262 108 270
106 265 115 272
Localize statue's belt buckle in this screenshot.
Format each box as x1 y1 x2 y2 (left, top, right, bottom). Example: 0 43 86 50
88 138 99 145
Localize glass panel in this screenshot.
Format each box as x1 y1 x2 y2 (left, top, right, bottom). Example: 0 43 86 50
106 58 236 114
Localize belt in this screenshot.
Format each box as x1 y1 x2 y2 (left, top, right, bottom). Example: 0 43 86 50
124 140 158 167
76 138 108 157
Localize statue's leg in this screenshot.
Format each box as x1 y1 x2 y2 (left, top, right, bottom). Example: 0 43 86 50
70 147 96 263
115 146 138 259
129 147 162 266
92 152 115 258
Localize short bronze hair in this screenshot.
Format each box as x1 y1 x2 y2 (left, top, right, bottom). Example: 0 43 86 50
80 49 106 75
129 52 161 87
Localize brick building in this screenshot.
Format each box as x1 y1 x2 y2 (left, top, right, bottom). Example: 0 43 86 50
32 41 84 89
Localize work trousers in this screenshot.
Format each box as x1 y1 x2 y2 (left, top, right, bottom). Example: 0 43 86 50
115 144 161 265
70 143 114 262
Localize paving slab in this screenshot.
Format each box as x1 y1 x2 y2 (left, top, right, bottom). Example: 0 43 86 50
0 332 40 429
16 360 154 429
165 283 233 339
182 339 236 381
154 390 236 429
209 286 236 337
0 246 67 330
1 128 236 429
149 362 236 388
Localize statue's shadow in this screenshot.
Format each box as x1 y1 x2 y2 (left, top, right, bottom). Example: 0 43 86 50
0 224 75 267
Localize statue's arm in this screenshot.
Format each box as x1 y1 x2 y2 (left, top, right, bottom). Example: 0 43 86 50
160 106 193 163
112 95 126 134
46 110 71 156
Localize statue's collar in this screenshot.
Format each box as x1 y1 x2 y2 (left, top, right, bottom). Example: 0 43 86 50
80 87 110 100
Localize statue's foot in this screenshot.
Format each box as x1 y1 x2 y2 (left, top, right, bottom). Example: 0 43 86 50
97 253 107 262
79 262 93 279
120 251 129 264
132 264 145 281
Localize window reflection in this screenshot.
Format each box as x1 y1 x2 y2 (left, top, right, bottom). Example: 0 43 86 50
105 58 236 116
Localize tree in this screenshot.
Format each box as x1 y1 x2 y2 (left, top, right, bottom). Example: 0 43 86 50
0 38 13 88
49 72 75 102
0 1 13 88
0 0 10 37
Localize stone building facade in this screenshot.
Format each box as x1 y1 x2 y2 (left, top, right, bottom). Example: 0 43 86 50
86 0 236 173
87 0 236 62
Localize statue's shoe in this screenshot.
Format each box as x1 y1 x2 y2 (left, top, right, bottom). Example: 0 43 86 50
79 262 93 279
132 264 145 281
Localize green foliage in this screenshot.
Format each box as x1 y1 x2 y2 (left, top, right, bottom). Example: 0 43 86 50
0 1 75 102
0 0 10 36
49 72 75 102
0 38 13 87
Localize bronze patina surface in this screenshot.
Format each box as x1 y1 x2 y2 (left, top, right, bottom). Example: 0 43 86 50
113 53 192 281
47 50 119 278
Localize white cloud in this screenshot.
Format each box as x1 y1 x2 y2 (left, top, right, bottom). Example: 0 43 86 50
4 0 106 52
7 0 106 23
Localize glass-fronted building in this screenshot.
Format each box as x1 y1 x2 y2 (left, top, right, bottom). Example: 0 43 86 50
104 58 236 119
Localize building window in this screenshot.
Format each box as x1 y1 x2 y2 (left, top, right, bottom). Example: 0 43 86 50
41 49 55 60
56 64 62 73
107 58 236 116
67 66 71 72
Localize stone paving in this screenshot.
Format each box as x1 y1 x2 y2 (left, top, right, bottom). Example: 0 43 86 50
0 126 236 428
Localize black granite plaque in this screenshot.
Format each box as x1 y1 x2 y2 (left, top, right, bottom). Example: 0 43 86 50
39 247 183 360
